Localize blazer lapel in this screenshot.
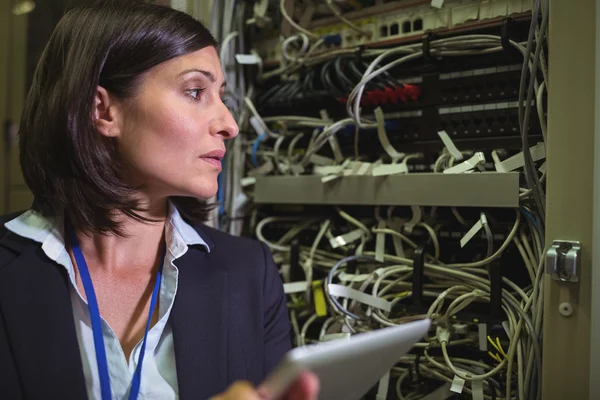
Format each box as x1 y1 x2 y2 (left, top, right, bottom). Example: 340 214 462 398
171 245 228 399
0 233 87 399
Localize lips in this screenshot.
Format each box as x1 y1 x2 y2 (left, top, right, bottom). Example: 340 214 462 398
200 149 225 169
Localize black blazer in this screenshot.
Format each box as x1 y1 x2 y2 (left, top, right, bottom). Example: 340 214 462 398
0 211 292 399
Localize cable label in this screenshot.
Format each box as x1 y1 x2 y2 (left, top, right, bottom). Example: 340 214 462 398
372 163 409 176
235 54 261 64
329 229 364 248
443 152 486 174
450 375 465 394
283 281 308 294
437 130 463 161
328 284 392 311
374 107 403 159
460 217 484 248
471 379 484 400
495 142 546 172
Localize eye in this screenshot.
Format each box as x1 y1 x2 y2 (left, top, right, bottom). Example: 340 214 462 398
186 88 206 100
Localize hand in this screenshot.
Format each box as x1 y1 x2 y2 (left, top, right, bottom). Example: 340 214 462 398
210 371 319 400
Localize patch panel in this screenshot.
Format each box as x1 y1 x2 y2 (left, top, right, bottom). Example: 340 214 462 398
438 65 522 104
256 61 529 120
253 0 532 65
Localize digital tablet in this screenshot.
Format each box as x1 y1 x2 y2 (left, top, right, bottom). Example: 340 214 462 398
258 318 431 400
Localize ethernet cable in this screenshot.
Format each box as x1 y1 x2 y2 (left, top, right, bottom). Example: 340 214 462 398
279 0 318 39
253 204 543 398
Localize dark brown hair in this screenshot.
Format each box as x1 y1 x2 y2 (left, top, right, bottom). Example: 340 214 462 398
19 0 218 234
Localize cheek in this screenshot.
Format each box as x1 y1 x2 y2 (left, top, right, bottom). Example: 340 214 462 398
132 106 200 159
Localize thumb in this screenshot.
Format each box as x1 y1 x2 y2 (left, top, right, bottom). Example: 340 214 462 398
284 371 319 400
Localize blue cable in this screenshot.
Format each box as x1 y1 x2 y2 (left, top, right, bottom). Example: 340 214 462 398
251 133 268 167
217 153 226 220
520 206 542 239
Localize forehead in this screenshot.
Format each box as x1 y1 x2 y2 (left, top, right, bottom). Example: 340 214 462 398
145 46 223 83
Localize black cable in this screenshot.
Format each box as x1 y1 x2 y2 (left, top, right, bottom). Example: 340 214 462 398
320 59 341 95
349 59 386 91
347 58 366 82
302 69 314 92
285 80 304 100
334 57 356 93
414 354 423 383
258 83 285 106
269 82 296 104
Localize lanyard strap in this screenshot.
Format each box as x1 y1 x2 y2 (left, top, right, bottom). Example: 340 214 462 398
66 221 165 400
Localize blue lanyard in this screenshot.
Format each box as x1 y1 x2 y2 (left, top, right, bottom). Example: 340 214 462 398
66 222 165 400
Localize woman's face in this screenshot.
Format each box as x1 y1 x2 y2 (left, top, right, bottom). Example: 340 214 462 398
113 46 238 202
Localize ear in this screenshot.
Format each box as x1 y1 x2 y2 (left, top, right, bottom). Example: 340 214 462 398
93 86 121 138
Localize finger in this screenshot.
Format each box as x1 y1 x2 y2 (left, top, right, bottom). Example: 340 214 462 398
211 381 262 400
284 371 320 400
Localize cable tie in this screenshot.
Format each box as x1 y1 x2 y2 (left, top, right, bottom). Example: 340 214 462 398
328 284 392 311
437 130 464 161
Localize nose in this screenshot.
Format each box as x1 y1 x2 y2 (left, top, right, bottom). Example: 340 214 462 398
210 101 239 140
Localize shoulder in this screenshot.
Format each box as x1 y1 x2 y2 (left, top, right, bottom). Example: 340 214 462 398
193 224 274 278
0 210 33 272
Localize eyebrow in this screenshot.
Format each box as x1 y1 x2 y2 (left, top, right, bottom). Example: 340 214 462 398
179 68 226 88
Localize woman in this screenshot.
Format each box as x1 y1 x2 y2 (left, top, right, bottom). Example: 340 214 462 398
0 1 318 399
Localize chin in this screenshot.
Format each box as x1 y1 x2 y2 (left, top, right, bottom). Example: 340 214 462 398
182 181 219 200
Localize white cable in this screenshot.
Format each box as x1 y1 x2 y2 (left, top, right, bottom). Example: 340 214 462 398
279 0 318 39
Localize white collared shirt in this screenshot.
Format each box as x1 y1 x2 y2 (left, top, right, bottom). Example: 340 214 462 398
4 202 209 400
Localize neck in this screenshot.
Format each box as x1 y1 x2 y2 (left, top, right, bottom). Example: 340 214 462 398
72 198 168 273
